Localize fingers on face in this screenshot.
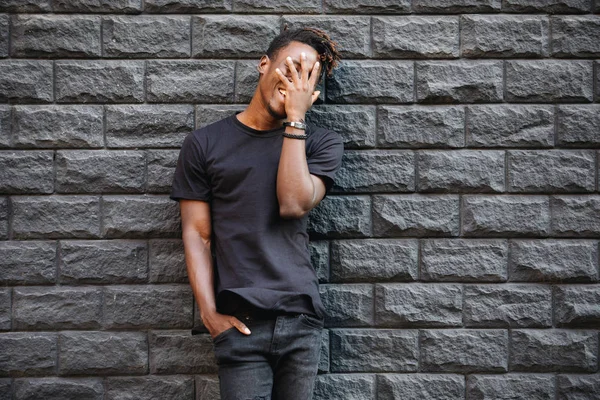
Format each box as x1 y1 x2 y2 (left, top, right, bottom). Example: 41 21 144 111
275 67 291 87
300 52 309 83
308 60 320 89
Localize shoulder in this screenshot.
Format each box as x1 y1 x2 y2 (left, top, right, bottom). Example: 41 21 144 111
307 122 342 146
184 115 232 149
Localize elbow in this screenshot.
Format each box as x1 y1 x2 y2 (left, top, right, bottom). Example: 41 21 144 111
279 203 309 219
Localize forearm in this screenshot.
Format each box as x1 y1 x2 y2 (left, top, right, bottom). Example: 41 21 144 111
277 126 316 218
182 229 217 319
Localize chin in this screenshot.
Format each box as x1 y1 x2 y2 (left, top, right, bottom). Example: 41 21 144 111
267 104 286 120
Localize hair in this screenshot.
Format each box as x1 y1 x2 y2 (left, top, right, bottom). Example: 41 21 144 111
265 27 341 78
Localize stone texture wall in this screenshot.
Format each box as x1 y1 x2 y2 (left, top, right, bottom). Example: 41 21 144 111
1 0 599 399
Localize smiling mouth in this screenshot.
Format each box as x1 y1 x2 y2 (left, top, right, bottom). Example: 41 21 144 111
278 88 286 96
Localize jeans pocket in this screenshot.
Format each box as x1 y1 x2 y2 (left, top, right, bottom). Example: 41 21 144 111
212 326 236 344
298 313 324 330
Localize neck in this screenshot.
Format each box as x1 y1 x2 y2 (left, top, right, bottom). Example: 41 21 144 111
236 93 283 131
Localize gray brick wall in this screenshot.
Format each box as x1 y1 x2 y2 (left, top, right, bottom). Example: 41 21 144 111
0 1 599 399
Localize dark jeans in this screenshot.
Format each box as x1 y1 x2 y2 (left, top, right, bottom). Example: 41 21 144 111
212 312 324 400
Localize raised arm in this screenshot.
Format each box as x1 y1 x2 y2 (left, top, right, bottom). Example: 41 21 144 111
179 199 250 338
276 52 326 219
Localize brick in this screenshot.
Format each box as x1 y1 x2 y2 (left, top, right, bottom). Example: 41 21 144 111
147 150 178 193
195 375 220 400
555 285 600 327
318 329 329 373
0 333 57 377
462 15 549 58
145 0 231 12
464 284 552 328
0 197 5 239
149 330 217 374
373 16 459 59
307 105 376 149
416 60 503 104
12 196 101 240
0 288 10 330
0 241 56 285
557 105 600 147
147 61 234 103
324 0 410 13
551 196 600 237
463 195 550 237
320 284 374 327
314 374 375 400
193 15 279 58
377 106 465 149
378 374 465 400
233 0 320 12
511 330 598 372
422 239 508 282
52 0 142 12
309 240 329 283
326 61 414 104
330 239 418 282
510 240 598 282
0 105 9 148
375 283 462 327
56 150 145 194
372 195 460 237
56 61 144 103
502 0 591 12
102 195 181 238
508 150 596 194
283 16 370 59
420 329 508 373
0 379 10 398
195 105 245 128
59 331 148 376
413 0 501 12
467 374 555 400
334 151 414 193
14 287 102 330
308 196 371 239
506 61 593 103
0 15 8 58
234 60 260 103
597 62 600 102
0 0 51 12
552 16 600 58
61 240 148 284
149 239 187 283
467 105 554 148
104 285 193 329
557 374 600 400
12 105 104 149
418 150 505 193
0 151 54 194
0 60 53 103
11 15 101 58
330 329 418 372
13 378 104 400
103 16 190 58
105 376 194 400
106 105 193 148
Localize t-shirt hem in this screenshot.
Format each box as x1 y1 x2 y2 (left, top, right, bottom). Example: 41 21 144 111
169 191 211 202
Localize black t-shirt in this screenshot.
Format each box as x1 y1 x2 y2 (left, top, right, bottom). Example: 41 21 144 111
170 114 343 318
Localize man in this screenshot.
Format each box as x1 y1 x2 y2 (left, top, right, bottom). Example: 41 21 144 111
170 28 343 400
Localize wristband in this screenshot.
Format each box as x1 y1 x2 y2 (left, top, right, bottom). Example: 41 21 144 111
283 132 308 140
283 121 307 131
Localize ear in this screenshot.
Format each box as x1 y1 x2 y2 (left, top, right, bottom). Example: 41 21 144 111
257 55 269 75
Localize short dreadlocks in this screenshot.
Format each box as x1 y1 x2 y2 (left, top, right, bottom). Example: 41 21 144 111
265 27 341 78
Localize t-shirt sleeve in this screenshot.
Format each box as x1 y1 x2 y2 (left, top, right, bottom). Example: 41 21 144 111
170 133 212 202
307 129 344 192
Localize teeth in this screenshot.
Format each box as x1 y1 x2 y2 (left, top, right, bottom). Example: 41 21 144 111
279 89 286 96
